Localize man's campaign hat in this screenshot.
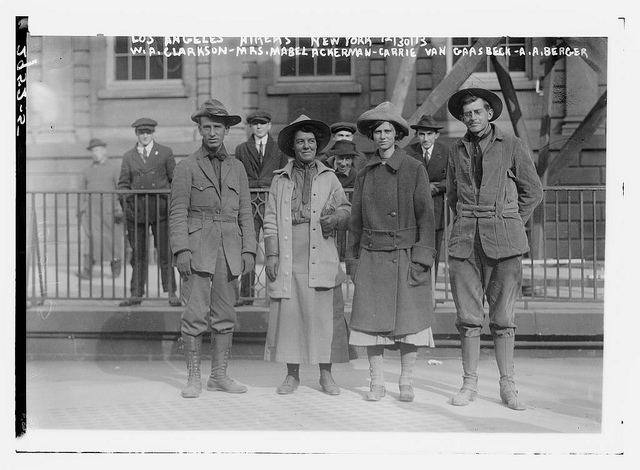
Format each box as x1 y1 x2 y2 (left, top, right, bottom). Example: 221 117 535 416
87 138 107 150
330 122 357 135
131 118 157 133
191 99 242 126
277 115 331 158
247 110 272 124
410 115 444 131
447 88 503 121
356 101 409 137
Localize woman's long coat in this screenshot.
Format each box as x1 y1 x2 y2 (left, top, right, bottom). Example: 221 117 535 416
349 147 436 336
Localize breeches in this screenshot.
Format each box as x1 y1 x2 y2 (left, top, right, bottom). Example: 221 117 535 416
181 252 238 337
449 233 522 338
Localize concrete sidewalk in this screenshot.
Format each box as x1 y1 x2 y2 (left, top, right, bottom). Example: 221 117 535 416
23 349 602 440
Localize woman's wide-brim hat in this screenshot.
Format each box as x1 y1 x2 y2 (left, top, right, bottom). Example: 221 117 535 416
356 101 409 136
191 99 242 126
447 88 503 122
277 114 331 158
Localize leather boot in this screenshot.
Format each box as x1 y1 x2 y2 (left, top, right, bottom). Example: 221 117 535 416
206 333 247 393
319 363 340 395
494 332 525 411
399 343 417 402
181 334 202 398
110 258 122 278
452 335 480 406
365 345 385 401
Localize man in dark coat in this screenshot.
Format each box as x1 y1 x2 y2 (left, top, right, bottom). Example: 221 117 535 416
446 88 543 411
170 99 256 398
118 118 179 307
234 110 288 305
404 115 448 280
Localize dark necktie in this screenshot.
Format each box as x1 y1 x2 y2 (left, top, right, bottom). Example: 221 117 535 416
258 141 264 165
210 154 222 187
471 138 483 189
141 147 148 164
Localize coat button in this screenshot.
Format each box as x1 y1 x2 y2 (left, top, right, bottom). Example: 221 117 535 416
284 236 288 240
392 259 397 263
216 209 221 214
388 232 393 237
368 243 372 248
390 212 396 217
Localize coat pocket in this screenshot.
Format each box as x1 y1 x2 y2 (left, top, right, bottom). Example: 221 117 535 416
191 178 215 207
408 261 430 287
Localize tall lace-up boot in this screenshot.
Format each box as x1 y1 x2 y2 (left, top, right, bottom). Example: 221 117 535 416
206 332 247 393
494 331 525 411
181 334 202 398
451 335 480 406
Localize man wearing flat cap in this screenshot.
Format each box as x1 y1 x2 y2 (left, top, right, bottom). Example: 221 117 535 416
118 118 178 307
404 115 449 280
77 138 124 280
319 122 366 171
234 110 288 306
170 99 256 398
446 88 543 410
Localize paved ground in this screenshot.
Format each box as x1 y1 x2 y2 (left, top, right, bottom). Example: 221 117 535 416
19 348 605 453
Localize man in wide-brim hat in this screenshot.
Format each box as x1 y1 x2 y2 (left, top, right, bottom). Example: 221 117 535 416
170 98 256 399
404 114 449 281
445 87 542 411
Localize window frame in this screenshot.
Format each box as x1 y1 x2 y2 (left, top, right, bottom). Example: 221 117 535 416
98 36 188 99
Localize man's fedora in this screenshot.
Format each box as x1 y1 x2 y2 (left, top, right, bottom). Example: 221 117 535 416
331 140 358 158
447 88 503 122
410 115 443 131
356 101 409 136
191 99 242 126
277 115 331 158
87 138 107 150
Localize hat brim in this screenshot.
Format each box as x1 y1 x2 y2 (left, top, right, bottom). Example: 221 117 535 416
356 119 409 137
87 144 106 150
248 118 271 125
410 124 443 130
135 126 156 133
448 88 503 122
277 119 332 158
191 113 242 127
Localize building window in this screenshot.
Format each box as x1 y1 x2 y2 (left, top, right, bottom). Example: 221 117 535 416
114 36 183 81
279 37 352 78
451 37 528 74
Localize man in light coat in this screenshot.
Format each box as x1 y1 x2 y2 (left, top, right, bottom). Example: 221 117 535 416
170 99 256 398
446 88 543 410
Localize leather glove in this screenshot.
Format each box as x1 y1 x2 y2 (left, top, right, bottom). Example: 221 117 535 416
176 251 193 279
241 253 255 276
113 212 124 224
266 255 279 282
430 183 439 196
319 214 338 239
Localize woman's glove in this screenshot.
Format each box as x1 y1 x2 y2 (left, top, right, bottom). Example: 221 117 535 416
266 255 279 282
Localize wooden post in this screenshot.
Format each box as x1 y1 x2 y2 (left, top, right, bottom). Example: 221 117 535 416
390 52 418 112
546 90 607 185
490 55 533 154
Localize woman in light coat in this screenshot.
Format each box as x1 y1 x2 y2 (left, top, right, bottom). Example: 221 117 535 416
263 115 351 395
348 102 437 402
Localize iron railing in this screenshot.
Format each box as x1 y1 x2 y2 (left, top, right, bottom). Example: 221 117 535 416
25 186 605 305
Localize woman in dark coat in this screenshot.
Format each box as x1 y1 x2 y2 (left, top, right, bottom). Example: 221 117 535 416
348 102 437 402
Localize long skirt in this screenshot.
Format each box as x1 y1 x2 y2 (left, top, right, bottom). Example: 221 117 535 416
264 223 350 364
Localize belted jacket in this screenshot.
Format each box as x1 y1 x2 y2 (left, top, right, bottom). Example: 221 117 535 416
169 145 256 277
446 124 543 260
